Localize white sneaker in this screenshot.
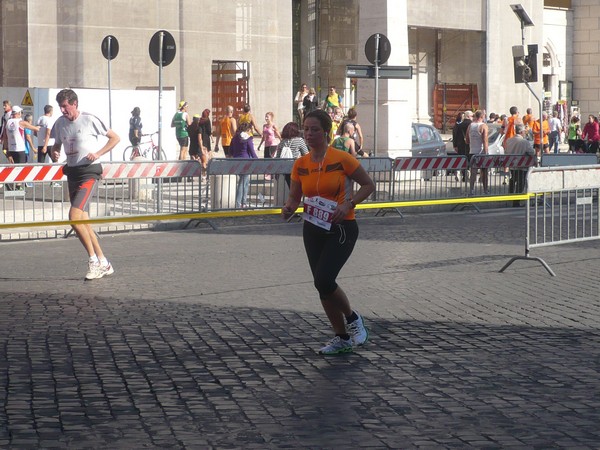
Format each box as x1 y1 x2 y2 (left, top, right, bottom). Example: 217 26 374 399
85 261 103 280
99 262 115 278
85 261 114 280
318 336 353 355
347 313 369 346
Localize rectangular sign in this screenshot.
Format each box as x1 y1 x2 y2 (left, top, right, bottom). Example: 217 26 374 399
346 65 413 80
346 65 375 79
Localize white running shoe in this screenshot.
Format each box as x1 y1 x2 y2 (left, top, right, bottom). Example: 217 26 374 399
85 262 103 280
347 313 369 346
318 336 353 355
99 262 115 278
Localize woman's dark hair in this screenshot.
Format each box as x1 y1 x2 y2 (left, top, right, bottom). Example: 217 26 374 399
201 108 210 119
131 106 140 116
281 122 300 139
236 121 252 134
243 104 251 113
304 109 332 134
347 108 358 120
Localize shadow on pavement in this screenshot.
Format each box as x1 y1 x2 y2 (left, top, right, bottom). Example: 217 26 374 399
1 293 599 448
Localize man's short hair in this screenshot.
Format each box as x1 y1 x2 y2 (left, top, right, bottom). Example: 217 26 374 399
514 123 525 134
509 106 518 115
56 89 78 105
464 110 473 118
44 105 53 114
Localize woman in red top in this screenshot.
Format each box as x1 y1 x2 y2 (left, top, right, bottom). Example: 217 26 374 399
282 109 375 355
582 115 600 154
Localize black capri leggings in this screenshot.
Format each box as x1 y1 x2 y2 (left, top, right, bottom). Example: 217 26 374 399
303 219 359 298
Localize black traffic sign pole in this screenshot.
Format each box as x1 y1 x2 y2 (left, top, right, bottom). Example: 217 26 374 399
107 36 113 133
365 33 391 156
101 35 119 160
149 29 176 165
149 30 176 213
374 34 380 156
157 31 165 213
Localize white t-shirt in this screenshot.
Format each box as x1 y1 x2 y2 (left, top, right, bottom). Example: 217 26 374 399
549 117 562 133
52 112 109 166
6 118 25 152
295 91 307 111
36 114 55 147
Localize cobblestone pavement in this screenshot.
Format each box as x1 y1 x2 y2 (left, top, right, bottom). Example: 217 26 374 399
1 209 600 449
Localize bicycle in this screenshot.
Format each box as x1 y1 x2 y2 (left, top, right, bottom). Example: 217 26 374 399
123 132 167 161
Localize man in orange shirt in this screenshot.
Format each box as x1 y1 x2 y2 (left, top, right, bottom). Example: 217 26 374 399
532 112 550 158
502 106 521 140
522 108 535 139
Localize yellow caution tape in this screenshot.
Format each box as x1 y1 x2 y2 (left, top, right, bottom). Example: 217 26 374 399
0 194 534 230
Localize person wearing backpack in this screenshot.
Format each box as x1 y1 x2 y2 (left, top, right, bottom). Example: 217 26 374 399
275 121 309 187
338 108 364 155
171 101 192 160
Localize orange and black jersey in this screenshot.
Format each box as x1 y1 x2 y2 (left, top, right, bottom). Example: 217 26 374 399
291 147 360 220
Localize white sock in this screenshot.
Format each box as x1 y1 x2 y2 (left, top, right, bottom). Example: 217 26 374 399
99 257 108 266
89 255 99 264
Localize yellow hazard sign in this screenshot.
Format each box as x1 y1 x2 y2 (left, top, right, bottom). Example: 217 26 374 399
21 90 33 106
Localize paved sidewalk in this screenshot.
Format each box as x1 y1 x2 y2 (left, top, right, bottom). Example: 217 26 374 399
1 209 599 448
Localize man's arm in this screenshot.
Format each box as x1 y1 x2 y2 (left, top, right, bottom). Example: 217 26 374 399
86 129 120 161
347 138 357 157
19 121 40 133
481 124 489 153
50 142 62 162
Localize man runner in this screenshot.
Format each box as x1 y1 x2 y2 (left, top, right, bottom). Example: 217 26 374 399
51 89 120 280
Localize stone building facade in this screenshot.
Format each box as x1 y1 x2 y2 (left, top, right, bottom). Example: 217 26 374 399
0 0 591 157
0 0 294 129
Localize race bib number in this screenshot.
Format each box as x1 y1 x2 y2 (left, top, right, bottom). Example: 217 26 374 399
302 196 337 230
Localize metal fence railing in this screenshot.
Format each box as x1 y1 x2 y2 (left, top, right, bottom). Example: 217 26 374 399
0 161 205 227
2 154 586 236
501 164 600 276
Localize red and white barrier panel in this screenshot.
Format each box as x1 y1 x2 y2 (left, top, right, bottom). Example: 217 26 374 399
0 164 64 182
102 160 202 179
0 161 203 182
393 156 468 172
470 155 536 169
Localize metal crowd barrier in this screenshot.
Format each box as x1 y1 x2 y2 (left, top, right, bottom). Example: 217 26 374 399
388 155 536 205
1 155 538 233
500 164 600 276
0 160 205 227
206 158 294 210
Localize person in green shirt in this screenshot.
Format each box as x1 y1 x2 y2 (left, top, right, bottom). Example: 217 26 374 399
171 100 192 160
331 122 357 157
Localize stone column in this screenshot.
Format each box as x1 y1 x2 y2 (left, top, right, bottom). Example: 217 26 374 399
356 0 411 158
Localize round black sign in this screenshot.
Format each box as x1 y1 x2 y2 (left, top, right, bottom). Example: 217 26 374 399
101 35 119 61
149 30 176 67
365 33 391 66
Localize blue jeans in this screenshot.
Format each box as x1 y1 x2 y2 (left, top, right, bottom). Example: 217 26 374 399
549 131 560 153
236 174 250 207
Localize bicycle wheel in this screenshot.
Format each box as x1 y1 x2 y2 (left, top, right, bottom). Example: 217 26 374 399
152 146 167 160
123 145 140 161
